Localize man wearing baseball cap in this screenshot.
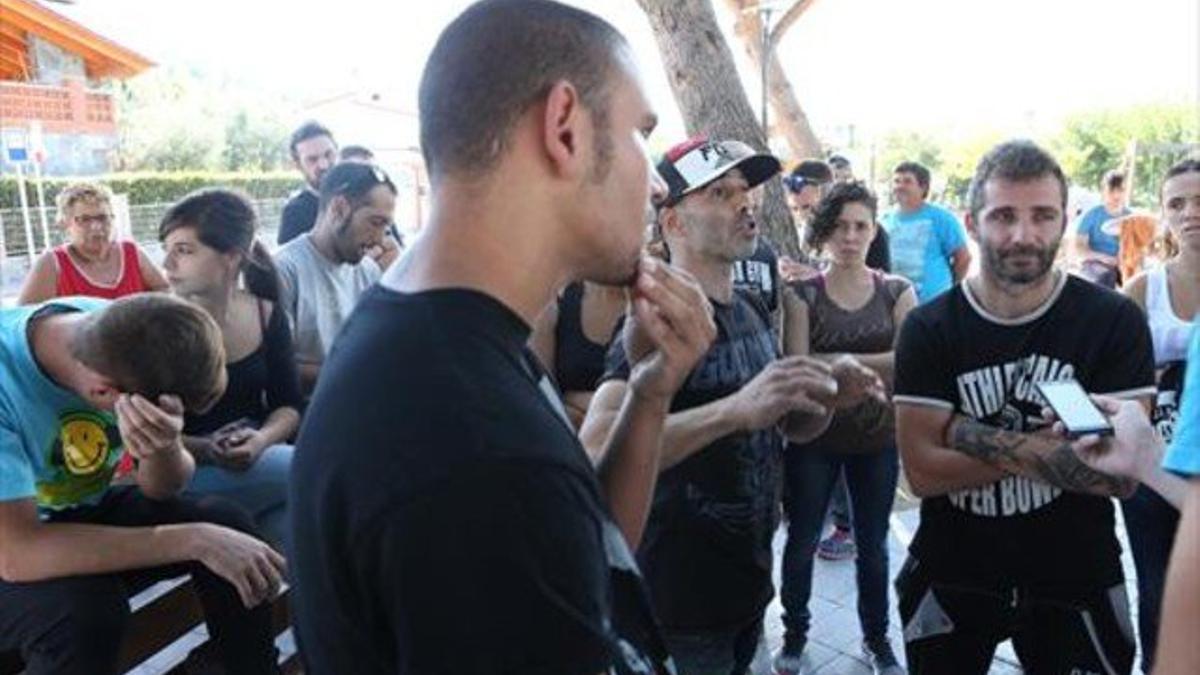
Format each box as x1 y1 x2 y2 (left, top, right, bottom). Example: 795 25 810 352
584 135 881 675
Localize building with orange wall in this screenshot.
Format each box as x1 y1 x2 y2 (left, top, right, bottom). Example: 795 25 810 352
1 0 152 175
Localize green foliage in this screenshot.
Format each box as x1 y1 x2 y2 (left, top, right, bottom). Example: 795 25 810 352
876 131 943 178
0 171 299 209
868 104 1197 210
222 111 291 172
112 66 296 173
939 132 1007 208
1051 104 1199 207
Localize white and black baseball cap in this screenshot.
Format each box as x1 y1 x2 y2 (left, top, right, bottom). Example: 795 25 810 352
656 135 782 207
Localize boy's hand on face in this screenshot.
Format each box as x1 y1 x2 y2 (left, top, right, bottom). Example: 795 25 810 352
116 394 185 461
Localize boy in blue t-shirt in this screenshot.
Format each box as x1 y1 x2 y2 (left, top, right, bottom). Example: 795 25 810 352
0 295 281 674
881 161 972 303
1072 170 1131 288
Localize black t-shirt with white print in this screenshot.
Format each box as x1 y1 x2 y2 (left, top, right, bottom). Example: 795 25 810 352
894 274 1155 592
732 238 780 315
603 289 783 632
1153 361 1185 444
289 287 672 675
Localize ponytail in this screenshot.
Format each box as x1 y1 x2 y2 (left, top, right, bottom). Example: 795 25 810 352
242 239 282 303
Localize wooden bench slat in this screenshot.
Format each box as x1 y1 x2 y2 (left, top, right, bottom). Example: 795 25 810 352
0 578 297 675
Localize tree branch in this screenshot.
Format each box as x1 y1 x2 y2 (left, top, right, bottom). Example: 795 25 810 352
770 0 820 46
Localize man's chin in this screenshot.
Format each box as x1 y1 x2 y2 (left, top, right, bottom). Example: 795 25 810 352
585 253 641 288
998 265 1054 286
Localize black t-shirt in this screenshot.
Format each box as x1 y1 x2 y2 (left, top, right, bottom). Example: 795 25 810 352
732 239 780 315
554 282 611 394
277 189 319 246
184 302 302 435
602 289 782 632
894 274 1155 591
288 286 670 675
867 226 891 272
1153 360 1186 444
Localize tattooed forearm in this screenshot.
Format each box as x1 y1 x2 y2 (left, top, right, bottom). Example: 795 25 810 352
948 417 1136 497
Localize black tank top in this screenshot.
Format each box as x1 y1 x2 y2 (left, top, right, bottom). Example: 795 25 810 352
553 283 611 394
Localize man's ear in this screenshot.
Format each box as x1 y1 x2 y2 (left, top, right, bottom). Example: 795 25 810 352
80 369 120 411
659 205 684 240
964 212 980 242
541 80 586 180
328 195 351 223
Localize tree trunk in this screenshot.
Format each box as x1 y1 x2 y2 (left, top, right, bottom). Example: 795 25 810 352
635 0 799 258
723 0 823 160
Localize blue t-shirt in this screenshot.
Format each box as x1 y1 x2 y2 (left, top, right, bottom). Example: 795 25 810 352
0 297 126 515
882 202 967 303
1164 324 1200 476
1076 204 1130 258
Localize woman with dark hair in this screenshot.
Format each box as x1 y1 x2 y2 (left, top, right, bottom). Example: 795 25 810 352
159 188 302 547
1116 158 1200 672
529 281 627 429
775 182 916 675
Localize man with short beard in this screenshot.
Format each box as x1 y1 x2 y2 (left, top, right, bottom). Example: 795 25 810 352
892 140 1154 674
275 161 395 394
278 121 338 246
287 2 717 674
584 136 879 675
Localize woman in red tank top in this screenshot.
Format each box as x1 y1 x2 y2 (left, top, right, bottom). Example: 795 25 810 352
16 182 168 305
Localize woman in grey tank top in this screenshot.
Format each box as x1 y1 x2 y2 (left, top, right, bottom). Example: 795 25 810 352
774 182 917 675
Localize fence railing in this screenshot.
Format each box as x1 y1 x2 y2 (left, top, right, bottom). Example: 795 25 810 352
0 198 287 302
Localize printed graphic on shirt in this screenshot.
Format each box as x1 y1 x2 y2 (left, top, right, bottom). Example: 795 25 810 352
686 321 776 393
680 311 779 535
1153 362 1184 445
732 260 774 307
948 354 1077 518
888 220 933 290
36 410 122 510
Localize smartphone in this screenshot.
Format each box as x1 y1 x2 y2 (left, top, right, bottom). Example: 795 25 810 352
1035 380 1114 438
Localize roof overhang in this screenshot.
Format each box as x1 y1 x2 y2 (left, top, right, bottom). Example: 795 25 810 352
0 0 153 80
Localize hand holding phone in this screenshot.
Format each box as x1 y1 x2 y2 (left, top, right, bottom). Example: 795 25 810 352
1035 380 1114 439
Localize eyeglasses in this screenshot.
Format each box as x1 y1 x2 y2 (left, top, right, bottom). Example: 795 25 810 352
72 213 113 228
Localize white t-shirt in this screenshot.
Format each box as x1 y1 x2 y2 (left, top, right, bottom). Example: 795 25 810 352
275 234 380 367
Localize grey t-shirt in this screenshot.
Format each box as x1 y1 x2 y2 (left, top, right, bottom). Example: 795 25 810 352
275 234 381 367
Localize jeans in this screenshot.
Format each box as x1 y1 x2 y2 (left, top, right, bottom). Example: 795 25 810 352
0 486 277 675
661 617 763 675
827 470 853 532
780 444 899 648
1120 485 1180 672
187 444 293 548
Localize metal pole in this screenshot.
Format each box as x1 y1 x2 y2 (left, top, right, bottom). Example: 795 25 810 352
0 208 7 299
15 164 36 265
33 158 50 250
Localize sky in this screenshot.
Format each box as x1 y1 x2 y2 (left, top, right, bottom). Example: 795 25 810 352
50 0 1200 154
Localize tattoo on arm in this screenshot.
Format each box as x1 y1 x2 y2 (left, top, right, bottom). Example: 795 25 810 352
949 417 1135 497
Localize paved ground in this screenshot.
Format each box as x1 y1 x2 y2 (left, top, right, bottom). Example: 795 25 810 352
747 501 1143 675
127 497 1144 674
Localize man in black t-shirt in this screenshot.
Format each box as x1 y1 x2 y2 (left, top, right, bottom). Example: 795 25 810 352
585 135 879 675
277 121 337 245
893 140 1154 674
288 3 720 674
732 238 780 314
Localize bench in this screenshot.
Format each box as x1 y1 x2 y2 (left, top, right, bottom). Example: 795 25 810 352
0 575 300 674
